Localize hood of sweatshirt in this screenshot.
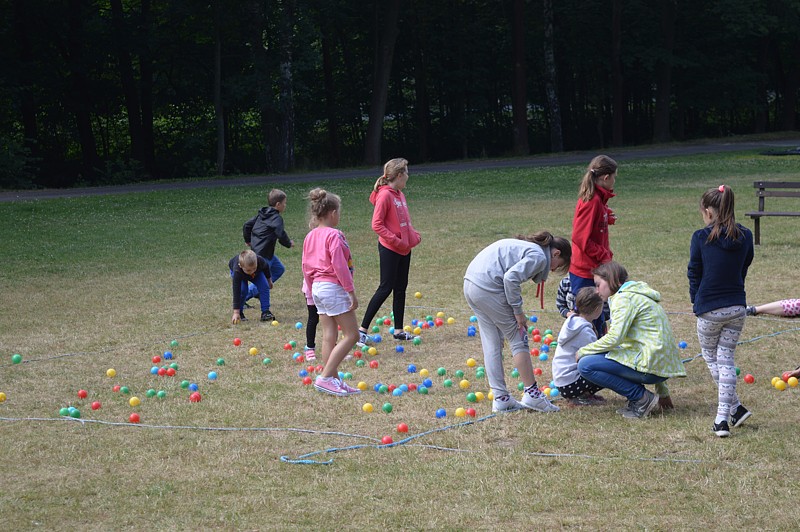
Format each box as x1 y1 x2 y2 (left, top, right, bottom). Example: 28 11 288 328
257 206 280 220
557 314 594 347
616 280 661 303
369 184 399 206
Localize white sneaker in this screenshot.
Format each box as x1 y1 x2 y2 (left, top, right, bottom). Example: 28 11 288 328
356 330 371 347
492 394 523 413
520 391 560 412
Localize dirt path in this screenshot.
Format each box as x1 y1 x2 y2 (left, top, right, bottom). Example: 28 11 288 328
1 138 798 203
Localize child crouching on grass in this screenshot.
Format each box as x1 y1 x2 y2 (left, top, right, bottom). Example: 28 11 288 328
552 286 606 405
302 188 360 396
230 250 273 324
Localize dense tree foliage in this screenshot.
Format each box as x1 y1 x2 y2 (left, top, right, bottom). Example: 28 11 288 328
1 0 798 188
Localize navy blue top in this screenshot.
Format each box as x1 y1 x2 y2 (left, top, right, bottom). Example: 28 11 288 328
688 223 754 315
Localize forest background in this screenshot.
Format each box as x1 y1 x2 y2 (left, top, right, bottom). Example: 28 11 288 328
1 0 799 189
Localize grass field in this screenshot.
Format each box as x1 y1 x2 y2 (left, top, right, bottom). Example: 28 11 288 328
2 149 800 529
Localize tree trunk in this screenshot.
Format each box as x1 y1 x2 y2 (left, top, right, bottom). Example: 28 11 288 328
109 0 144 165
542 0 563 152
611 0 623 146
779 38 800 131
510 0 529 155
139 0 155 175
67 0 101 181
277 0 295 172
12 1 38 153
320 24 341 166
409 8 430 162
363 0 402 166
653 0 676 143
246 0 273 171
213 0 225 175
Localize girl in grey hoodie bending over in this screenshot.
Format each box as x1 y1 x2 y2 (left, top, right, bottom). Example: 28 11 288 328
464 231 571 413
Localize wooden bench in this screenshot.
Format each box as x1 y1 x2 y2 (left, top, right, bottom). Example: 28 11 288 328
745 181 800 245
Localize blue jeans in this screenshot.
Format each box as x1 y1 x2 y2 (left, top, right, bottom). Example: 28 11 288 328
230 270 272 313
570 273 606 335
577 354 666 401
245 256 286 310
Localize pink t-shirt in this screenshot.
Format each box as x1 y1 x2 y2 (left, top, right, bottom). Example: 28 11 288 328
302 226 355 295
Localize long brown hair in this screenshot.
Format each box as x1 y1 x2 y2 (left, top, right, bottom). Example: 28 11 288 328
578 155 618 202
592 261 629 295
514 231 571 274
373 158 408 191
700 185 742 242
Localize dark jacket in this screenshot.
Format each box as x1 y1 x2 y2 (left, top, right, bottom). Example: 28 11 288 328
229 255 271 309
243 207 292 259
688 223 754 315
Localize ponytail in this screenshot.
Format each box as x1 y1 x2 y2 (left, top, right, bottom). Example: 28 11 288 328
373 158 409 192
514 231 572 273
578 155 618 202
700 185 742 242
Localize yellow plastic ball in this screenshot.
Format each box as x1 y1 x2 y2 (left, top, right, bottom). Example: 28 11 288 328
129 396 141 407
475 391 485 402
357 381 368 391
487 391 494 401
542 387 551 396
789 377 799 388
413 327 422 335
106 368 116 378
414 292 422 299
249 347 259 356
466 358 477 368
459 379 470 390
420 368 429 378
775 380 787 391
447 317 455 324
436 311 445 318
455 407 466 417
0 392 6 402
362 403 374 413
404 325 412 332
772 376 781 387
271 320 279 326
368 347 378 356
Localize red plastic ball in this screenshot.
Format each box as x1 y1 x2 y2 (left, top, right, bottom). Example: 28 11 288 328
91 401 101 410
315 365 324 373
381 436 393 444
530 348 540 357
408 383 418 391
543 337 553 345
77 389 88 399
129 413 140 423
388 384 397 392
533 334 542 343
296 355 305 363
166 367 176 377
353 351 362 358
744 374 755 384
283 343 292 350
302 376 313 385
369 360 379 369
152 356 161 363
421 322 430 329
533 367 543 376
189 392 202 402
157 367 167 376
782 371 792 382
466 407 477 417
434 318 444 327
397 423 409 433
307 365 316 373
112 385 121 393
233 338 242 346
384 318 392 326
532 328 540 336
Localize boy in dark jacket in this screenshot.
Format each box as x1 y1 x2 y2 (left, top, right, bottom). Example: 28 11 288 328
242 189 294 321
230 250 273 324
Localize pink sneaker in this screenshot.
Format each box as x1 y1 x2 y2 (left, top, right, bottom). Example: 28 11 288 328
339 380 361 395
314 376 349 396
304 346 316 362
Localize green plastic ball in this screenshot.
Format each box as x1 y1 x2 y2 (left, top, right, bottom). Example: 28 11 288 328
735 366 741 376
375 318 384 325
69 408 81 419
511 369 520 378
356 359 366 367
289 340 297 348
171 340 179 348
262 357 272 365
443 379 453 388
146 389 156 398
120 386 130 394
475 371 485 379
216 358 225 366
372 325 381 333
517 382 524 391
343 372 353 380
382 402 393 413
180 380 190 389
11 354 22 364
379 384 389 394
157 390 167 398
466 392 477 403
412 337 422 345
437 367 446 376
59 407 70 417
418 386 429 395
455 370 465 379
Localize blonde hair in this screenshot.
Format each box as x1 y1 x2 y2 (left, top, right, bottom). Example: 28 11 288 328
268 189 287 206
513 230 572 274
373 158 409 191
592 261 629 295
239 249 257 269
575 286 603 317
578 155 618 202
700 185 742 243
307 188 341 228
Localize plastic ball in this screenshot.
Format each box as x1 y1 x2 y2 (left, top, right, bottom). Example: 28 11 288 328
455 407 466 417
789 377 799 388
372 325 381 332
302 376 312 385
166 368 176 377
735 366 741 376
533 367 543 376
459 379 471 390
373 335 383 343
744 374 755 384
59 407 70 416
189 392 202 402
775 380 787 391
422 378 433 388
414 327 423 335
381 436 394 445
356 359 366 367
170 340 179 348
362 403 374 413
772 376 780 387
283 343 292 350
474 392 485 402
249 347 259 356
69 407 81 419
216 358 225 366
540 344 550 353
357 381 368 391
290 340 297 348
678 341 688 349
295 322 303 329
368 347 378 356
782 371 792 382
397 422 409 433
77 389 88 399
437 367 447 376
369 360 379 369
412 337 422 346
435 408 447 418
157 367 167 376
539 353 549 361
530 315 538 322
11 354 22 364
466 392 477 403
407 364 417 373
150 366 159 375
157 390 167 399
467 328 477 337
382 402 393 414
447 317 456 325
129 413 140 423
511 369 520 378
466 407 477 417
120 386 130 394
271 320 279 326
550 388 560 397
396 345 405 353
233 338 242 346
443 379 453 388
387 384 397 392
188 383 199 392
533 334 542 343
392 389 403 397
146 389 156 398
475 371 485 379
466 358 477 368
152 355 161 364
414 292 422 299
408 383 417 391
517 382 525 391
91 401 101 410
129 396 141 407
112 385 121 393
379 384 389 394
418 386 429 395
262 357 272 365
420 369 430 378
106 368 116 378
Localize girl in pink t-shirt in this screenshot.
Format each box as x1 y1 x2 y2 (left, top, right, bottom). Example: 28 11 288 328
301 188 360 396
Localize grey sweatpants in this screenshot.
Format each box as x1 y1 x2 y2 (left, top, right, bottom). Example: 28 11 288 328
464 279 529 397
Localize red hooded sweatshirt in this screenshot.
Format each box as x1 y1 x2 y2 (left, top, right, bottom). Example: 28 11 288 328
370 185 421 256
569 185 615 278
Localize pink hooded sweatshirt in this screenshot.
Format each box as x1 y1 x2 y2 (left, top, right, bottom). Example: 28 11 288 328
370 185 421 256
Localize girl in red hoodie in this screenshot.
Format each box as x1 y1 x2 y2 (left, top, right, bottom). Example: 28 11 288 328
570 155 618 336
359 158 422 344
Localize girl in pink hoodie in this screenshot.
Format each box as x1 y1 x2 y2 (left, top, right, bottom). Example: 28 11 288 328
302 188 360 396
358 158 422 344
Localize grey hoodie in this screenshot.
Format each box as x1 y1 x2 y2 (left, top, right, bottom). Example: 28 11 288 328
552 315 597 387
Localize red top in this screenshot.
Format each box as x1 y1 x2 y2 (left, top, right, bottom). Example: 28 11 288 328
369 185 421 255
569 185 615 278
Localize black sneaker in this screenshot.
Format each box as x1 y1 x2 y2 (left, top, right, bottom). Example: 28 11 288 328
621 389 659 419
730 404 752 428
239 311 249 322
393 331 418 341
745 305 756 316
261 310 276 322
713 420 731 437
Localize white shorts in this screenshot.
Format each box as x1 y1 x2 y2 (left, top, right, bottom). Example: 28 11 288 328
311 282 352 316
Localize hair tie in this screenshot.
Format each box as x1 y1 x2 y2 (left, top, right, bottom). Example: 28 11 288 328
590 169 597 176
718 185 725 193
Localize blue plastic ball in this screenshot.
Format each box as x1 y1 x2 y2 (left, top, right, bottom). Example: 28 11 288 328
550 388 560 397
208 371 218 380
389 327 396 335
373 334 382 343
392 388 403 397
295 322 303 329
299 369 308 377
407 364 417 373
396 345 405 353
150 366 159 375
435 408 447 418
538 353 549 361
540 344 550 353
469 316 478 323
292 352 301 360
467 328 477 337
411 319 419 326
423 378 433 388
374 383 383 393
338 371 345 380
188 383 199 391
530 316 538 322
163 351 173 360
678 341 688 349
399 384 409 392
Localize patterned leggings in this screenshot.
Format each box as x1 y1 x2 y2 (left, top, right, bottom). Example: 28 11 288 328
780 299 800 316
696 305 745 421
